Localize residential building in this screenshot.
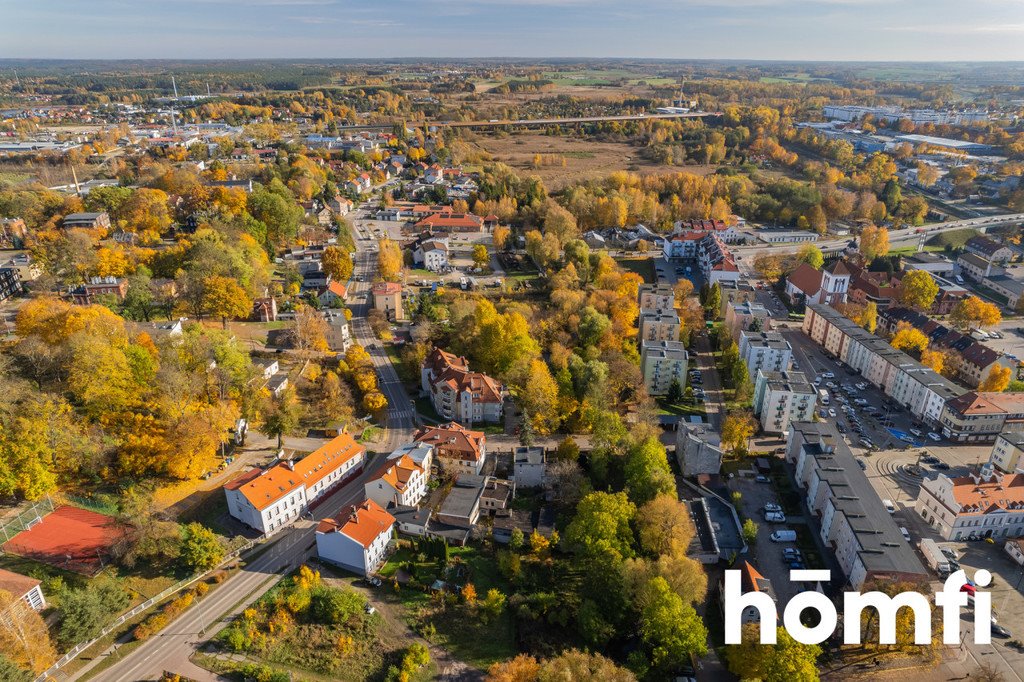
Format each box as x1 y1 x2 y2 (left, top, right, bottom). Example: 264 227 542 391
672 218 745 243
224 433 366 534
513 447 546 488
697 234 740 286
728 562 776 625
989 433 1024 474
638 283 675 312
788 261 852 306
1007 539 1024 567
917 464 1024 541
965 235 1014 264
364 455 427 509
62 212 111 231
414 212 483 232
638 308 680 343
846 262 902 309
318 281 347 307
752 370 817 435
787 422 927 588
414 423 486 476
252 296 278 322
640 340 689 396
371 281 404 322
388 441 434 472
436 474 486 528
315 499 395 576
903 252 956 277
69 276 128 305
420 347 504 424
0 568 45 611
939 391 1024 443
725 300 771 340
411 235 449 272
481 478 514 514
662 230 705 260
957 252 1002 282
0 268 21 302
392 506 431 537
675 422 723 476
324 311 353 352
984 275 1024 309
739 330 793 376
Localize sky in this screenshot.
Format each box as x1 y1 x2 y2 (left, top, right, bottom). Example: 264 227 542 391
1 0 1024 61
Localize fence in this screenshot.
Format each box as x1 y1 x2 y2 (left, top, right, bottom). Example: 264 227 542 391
0 495 54 545
35 535 260 682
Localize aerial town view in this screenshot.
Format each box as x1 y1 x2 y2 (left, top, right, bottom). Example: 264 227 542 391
2 2 1024 681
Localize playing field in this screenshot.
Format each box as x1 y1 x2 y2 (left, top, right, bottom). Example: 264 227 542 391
2 505 127 575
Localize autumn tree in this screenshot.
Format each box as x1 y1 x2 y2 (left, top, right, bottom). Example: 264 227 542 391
921 348 944 374
796 244 824 269
891 326 929 357
0 589 56 674
473 244 490 269
858 225 890 262
635 494 695 556
899 270 939 310
980 365 1012 393
321 246 354 282
673 278 694 302
949 295 1002 330
492 225 511 251
721 411 756 455
753 254 784 283
202 275 251 328
487 654 541 682
291 304 329 354
261 388 302 449
179 522 225 572
376 237 403 282
726 625 821 682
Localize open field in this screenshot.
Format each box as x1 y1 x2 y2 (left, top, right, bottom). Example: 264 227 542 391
474 132 718 189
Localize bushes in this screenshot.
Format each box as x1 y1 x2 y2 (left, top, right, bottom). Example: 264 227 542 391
236 663 288 682
309 585 366 625
134 581 212 641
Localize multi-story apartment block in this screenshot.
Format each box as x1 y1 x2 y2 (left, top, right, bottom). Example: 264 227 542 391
697 234 741 286
724 300 771 340
939 391 1024 443
640 340 688 396
364 454 428 509
225 433 365 534
414 422 486 476
371 281 405 322
638 309 681 343
989 433 1024 474
752 370 816 435
638 283 675 312
787 422 927 588
739 330 792 376
316 499 395 576
421 347 504 424
917 464 1024 541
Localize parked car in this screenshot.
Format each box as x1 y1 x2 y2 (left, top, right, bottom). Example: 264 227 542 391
900 527 911 542
927 432 942 442
765 511 787 523
828 408 837 418
910 429 923 437
755 475 771 483
856 458 867 470
883 499 896 514
922 456 939 465
992 624 1012 639
933 462 950 470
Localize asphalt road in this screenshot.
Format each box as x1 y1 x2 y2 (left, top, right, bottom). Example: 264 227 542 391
84 201 417 682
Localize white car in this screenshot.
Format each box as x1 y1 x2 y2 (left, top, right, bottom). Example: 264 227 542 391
910 429 923 437
900 527 911 542
813 377 822 385
828 408 837 418
927 432 942 442
822 372 835 379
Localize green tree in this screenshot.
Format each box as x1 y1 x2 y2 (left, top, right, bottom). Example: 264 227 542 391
565 492 637 562
179 522 225 572
704 282 722 318
309 585 365 623
726 625 821 682
796 244 824 269
638 577 708 670
624 437 676 505
261 388 302 449
553 436 580 462
666 377 683 404
58 581 131 647
742 518 759 544
473 244 490 269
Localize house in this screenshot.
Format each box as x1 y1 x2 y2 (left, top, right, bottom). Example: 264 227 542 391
62 212 111 231
513 447 546 488
364 455 427 509
1007 539 1024 567
959 343 1017 389
965 235 1013 264
481 478 514 514
0 268 22 303
327 196 353 215
371 281 404 322
739 330 793 376
420 348 504 424
414 423 486 476
69 276 128 304
423 165 445 184
411 234 450 272
725 562 776 625
640 340 688 396
388 441 434 472
436 474 486 528
391 505 432 537
638 283 675 312
752 370 817 435
252 296 278 322
267 372 289 397
917 464 1024 541
675 422 723 476
939 391 1024 443
324 311 353 352
224 433 366 534
787 422 927 588
784 260 851 306
254 359 280 382
316 499 395 576
318 281 347 307
0 568 45 611
984 274 1024 309
957 252 1002 282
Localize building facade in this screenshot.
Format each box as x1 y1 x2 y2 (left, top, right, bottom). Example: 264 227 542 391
752 370 816 435
640 340 689 396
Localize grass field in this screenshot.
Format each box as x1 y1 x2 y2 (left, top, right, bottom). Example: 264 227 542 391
615 257 656 283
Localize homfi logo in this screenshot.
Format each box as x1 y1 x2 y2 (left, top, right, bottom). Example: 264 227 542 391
724 568 992 645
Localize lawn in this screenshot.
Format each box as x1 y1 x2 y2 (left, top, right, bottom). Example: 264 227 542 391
655 398 707 419
377 543 516 670
615 257 655 283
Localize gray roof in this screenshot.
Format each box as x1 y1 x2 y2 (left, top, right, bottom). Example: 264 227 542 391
764 370 815 395
438 474 485 520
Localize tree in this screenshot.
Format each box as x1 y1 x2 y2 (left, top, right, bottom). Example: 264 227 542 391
553 436 580 463
949 295 1002 330
796 244 824 269
753 254 784 283
492 225 511 251
638 577 708 669
565 491 636 562
537 650 636 682
0 654 32 682
859 301 878 333
488 654 542 682
673 278 694 302
666 377 683 404
377 238 403 282
899 270 939 310
635 495 695 556
179 522 225 572
891 326 929 357
980 365 1012 393
921 348 944 374
58 581 131 647
262 389 302 449
473 244 490 269
0 590 56 674
742 518 759 545
704 282 722 318
726 625 821 682
291 304 329 354
916 162 940 188
321 246 354 282
202 276 251 329
721 411 756 455
859 225 890 262
362 390 388 412
624 437 676 505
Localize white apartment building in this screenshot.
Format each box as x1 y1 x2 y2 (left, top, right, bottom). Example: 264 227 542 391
989 433 1024 474
739 330 792 377
364 454 428 509
640 340 689 396
752 370 817 435
917 465 1024 541
638 283 675 312
225 433 365 534
638 309 681 343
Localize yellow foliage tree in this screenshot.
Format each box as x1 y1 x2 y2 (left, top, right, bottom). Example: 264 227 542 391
377 237 403 282
858 225 890 262
890 326 929 356
0 589 57 674
980 365 1012 392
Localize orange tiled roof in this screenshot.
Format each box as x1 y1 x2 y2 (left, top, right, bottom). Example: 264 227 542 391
435 367 503 403
948 473 1024 514
374 454 422 493
415 423 485 462
327 281 347 297
372 281 402 296
317 498 395 548
0 568 40 598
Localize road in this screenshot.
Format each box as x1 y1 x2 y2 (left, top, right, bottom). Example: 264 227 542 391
322 111 721 132
82 201 417 682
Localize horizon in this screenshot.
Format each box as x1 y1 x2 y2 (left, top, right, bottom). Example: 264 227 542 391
2 0 1023 62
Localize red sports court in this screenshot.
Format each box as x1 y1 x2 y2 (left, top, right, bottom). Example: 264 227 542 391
2 505 127 575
